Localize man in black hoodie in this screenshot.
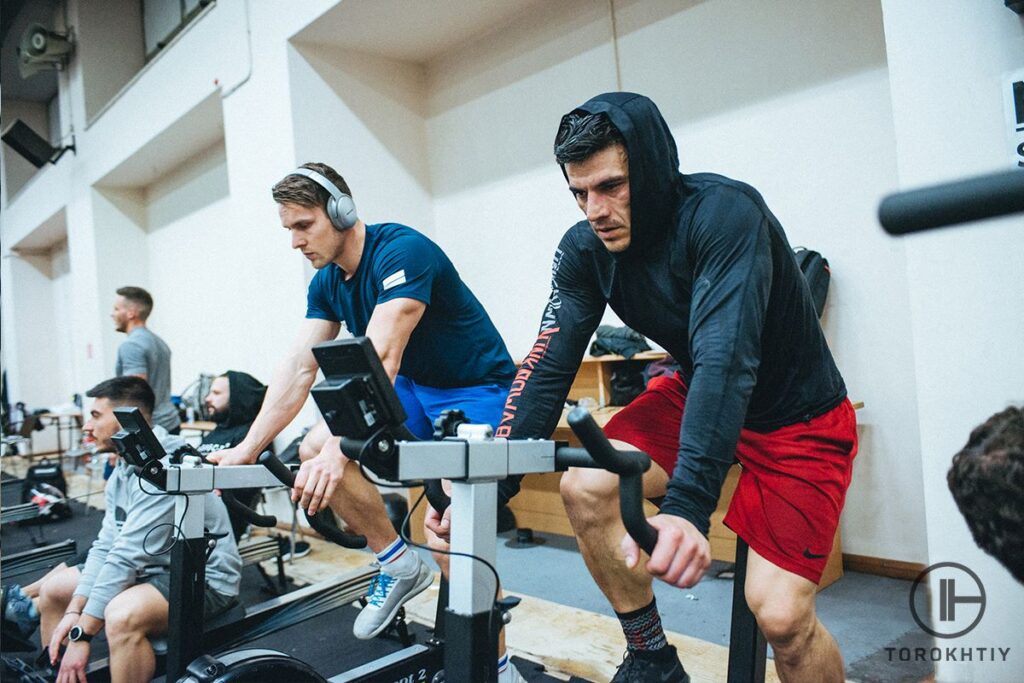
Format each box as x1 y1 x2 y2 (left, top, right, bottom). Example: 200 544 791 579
475 94 857 682
198 371 271 539
197 372 268 460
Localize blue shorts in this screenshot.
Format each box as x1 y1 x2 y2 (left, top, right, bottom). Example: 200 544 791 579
394 376 509 441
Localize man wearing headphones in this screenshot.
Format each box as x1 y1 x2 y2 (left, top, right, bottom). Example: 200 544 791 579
209 163 520 678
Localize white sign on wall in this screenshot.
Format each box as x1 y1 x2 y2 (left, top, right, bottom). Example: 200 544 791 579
1005 69 1024 168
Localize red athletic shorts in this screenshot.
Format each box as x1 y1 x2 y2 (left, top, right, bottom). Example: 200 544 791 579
603 373 858 584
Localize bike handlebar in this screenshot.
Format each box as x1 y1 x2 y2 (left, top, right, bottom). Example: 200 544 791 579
257 452 368 549
220 490 277 528
565 407 659 556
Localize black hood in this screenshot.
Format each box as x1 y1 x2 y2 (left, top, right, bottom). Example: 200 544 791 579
221 371 266 428
560 92 684 256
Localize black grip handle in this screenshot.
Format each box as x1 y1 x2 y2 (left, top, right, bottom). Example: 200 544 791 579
339 437 367 460
259 450 297 487
879 168 1024 235
566 407 658 556
566 407 651 476
257 452 367 549
221 491 277 528
423 479 451 513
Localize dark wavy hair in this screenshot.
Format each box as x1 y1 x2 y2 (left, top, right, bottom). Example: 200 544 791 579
553 111 625 165
948 406 1024 584
86 376 156 421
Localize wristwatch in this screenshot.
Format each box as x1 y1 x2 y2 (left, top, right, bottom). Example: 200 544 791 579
68 625 94 643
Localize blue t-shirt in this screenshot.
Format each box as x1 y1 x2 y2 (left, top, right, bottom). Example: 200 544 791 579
306 223 515 389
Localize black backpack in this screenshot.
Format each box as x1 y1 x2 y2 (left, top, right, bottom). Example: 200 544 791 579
22 459 67 501
793 247 831 319
21 459 72 521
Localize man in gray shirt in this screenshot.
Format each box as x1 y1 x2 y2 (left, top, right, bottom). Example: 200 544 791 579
35 376 241 683
112 286 180 433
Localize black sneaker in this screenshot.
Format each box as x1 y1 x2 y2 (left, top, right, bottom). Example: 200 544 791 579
279 538 311 562
611 645 690 683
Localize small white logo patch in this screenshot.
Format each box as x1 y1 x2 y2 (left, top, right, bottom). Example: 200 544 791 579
382 270 406 290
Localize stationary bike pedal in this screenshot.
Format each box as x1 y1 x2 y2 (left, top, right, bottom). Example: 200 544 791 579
381 606 415 646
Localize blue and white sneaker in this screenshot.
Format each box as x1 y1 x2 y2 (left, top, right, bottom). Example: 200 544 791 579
353 556 433 640
3 585 39 639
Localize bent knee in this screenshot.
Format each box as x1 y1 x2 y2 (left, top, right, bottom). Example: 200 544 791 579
560 468 619 511
38 570 77 607
104 602 145 640
298 439 319 462
749 597 814 647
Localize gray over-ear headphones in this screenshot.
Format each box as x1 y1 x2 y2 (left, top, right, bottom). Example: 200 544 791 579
289 167 358 231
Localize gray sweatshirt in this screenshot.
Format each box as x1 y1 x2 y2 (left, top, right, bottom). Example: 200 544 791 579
74 426 242 620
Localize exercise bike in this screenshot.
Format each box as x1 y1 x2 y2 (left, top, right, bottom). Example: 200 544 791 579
181 337 684 683
88 408 386 683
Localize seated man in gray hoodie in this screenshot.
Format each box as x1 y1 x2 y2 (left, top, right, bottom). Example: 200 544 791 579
35 376 242 683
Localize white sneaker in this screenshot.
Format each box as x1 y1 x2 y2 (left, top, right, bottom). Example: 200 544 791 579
353 557 433 640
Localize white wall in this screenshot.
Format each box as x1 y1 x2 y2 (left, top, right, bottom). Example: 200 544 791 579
143 142 233 393
210 0 342 445
288 42 435 237
49 241 76 402
881 1 1024 681
427 0 620 356
3 0 1019 592
90 186 150 374
4 252 64 408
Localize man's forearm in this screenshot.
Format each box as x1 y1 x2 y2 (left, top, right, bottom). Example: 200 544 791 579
65 595 87 615
77 614 103 636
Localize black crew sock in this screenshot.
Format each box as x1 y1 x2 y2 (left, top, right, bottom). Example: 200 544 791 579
615 597 669 654
636 643 679 662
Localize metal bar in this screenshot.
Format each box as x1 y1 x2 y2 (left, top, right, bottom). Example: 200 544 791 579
166 493 208 682
448 481 497 616
330 644 443 683
727 538 767 683
879 168 1024 234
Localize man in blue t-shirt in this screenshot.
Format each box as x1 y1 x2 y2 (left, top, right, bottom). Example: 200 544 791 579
209 163 519 669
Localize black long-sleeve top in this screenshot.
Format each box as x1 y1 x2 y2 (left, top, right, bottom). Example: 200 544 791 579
495 93 846 535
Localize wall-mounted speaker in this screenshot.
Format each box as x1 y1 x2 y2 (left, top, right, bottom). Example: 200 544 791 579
1 119 75 168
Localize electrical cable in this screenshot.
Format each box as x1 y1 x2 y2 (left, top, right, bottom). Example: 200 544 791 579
136 475 191 559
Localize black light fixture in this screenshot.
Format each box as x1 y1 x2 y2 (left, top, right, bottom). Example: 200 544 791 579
1 119 75 168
